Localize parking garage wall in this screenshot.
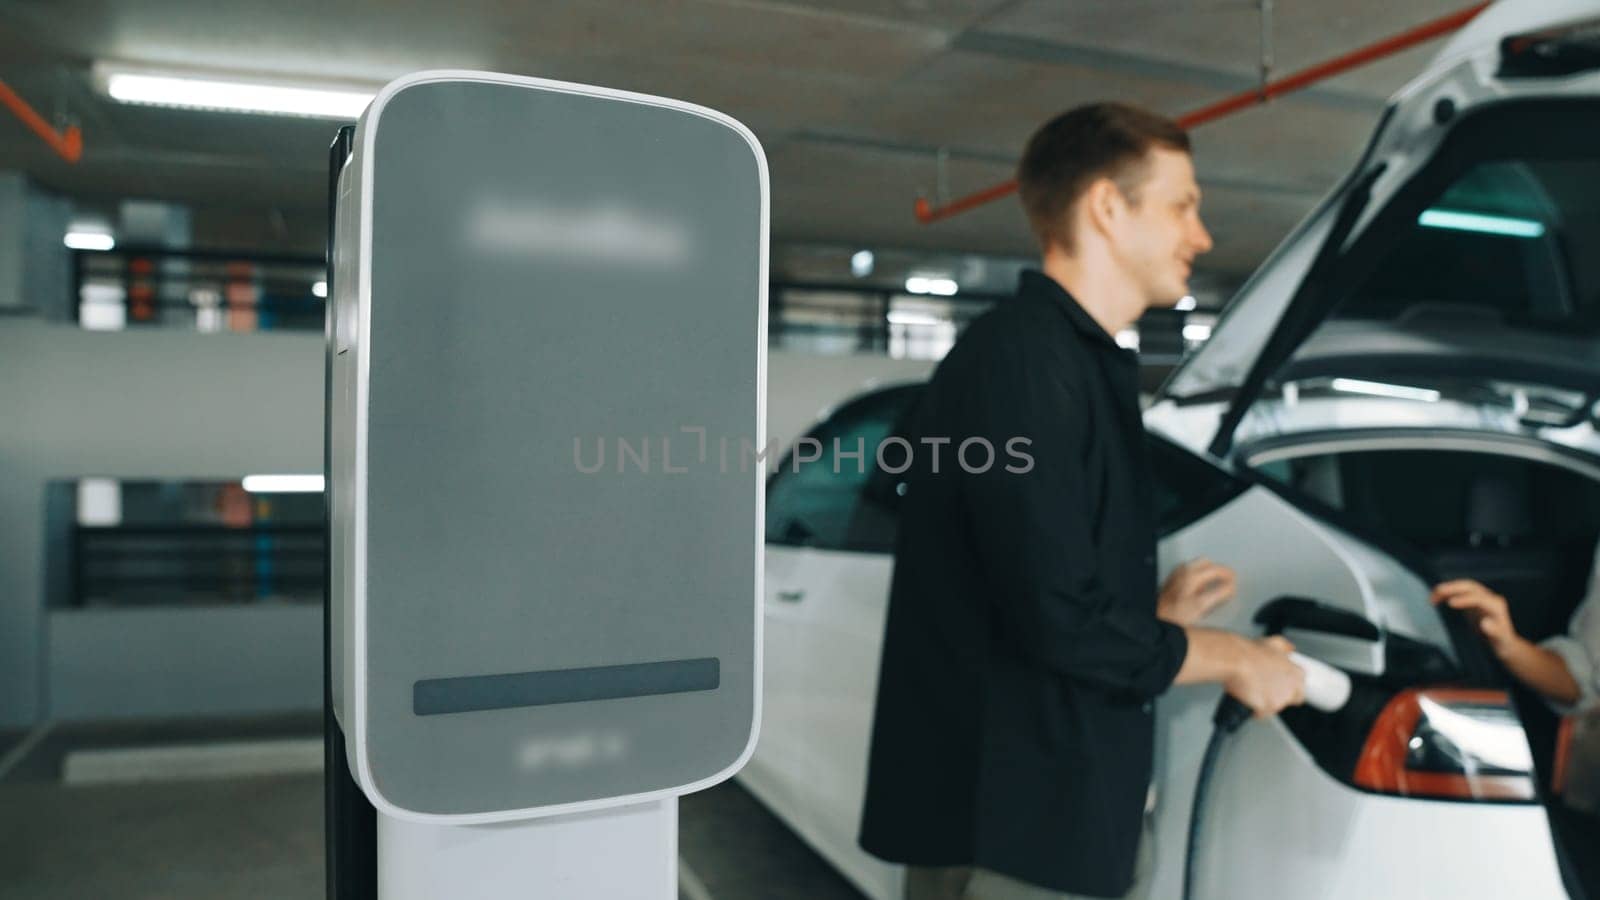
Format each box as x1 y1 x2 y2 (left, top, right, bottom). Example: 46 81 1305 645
0 322 322 726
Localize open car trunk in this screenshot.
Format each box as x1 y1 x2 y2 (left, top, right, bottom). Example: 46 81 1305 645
1240 439 1600 896
1146 8 1600 896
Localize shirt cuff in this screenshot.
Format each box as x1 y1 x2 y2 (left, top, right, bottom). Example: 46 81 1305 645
1140 620 1189 699
1539 634 1597 716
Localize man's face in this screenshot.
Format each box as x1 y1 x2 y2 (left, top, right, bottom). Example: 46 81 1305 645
1104 147 1213 306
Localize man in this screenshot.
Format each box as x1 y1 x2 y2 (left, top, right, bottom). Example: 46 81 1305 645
858 103 1306 899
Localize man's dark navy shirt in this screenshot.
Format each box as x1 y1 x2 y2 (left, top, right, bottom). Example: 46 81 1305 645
859 270 1188 897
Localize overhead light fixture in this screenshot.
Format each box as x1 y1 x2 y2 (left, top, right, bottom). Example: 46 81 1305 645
1418 208 1545 239
905 276 958 297
242 474 325 493
1182 323 1212 342
887 309 947 327
850 250 875 278
97 63 374 119
64 231 115 251
312 280 328 298
1115 329 1141 351
1330 378 1441 403
1175 295 1197 311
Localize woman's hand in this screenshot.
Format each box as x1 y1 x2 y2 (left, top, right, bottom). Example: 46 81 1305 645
1431 579 1521 658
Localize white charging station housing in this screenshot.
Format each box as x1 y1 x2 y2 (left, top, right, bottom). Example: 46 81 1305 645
329 70 767 825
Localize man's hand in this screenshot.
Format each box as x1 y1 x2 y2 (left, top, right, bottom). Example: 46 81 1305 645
1431 579 1521 658
1158 558 1237 626
1223 635 1306 719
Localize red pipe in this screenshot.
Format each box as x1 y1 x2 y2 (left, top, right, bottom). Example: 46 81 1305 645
914 1 1490 224
0 79 82 164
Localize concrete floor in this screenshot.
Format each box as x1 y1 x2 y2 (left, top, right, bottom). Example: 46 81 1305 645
0 716 865 900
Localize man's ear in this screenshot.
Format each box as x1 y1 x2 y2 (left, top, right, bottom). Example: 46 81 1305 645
1080 176 1122 240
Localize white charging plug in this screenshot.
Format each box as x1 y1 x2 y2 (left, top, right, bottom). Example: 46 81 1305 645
1289 651 1352 712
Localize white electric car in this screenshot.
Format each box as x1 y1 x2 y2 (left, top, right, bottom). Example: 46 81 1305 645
741 3 1600 898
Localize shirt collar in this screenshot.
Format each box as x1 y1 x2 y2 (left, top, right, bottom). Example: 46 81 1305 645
1016 269 1122 350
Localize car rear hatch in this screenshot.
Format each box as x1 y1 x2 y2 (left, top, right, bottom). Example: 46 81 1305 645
1147 6 1600 893
1153 1 1600 463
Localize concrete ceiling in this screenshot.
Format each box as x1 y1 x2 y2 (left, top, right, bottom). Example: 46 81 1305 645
0 0 1475 278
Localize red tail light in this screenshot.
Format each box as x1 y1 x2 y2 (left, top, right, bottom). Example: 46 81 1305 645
1354 687 1535 801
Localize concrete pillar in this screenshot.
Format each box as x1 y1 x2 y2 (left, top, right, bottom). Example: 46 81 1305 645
0 172 71 318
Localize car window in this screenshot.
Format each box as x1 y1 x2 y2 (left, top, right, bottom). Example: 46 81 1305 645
1334 156 1600 332
766 386 920 553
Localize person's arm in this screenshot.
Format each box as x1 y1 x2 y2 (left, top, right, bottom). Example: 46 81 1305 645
1431 579 1581 707
1174 628 1305 718
955 333 1301 714
1498 639 1582 707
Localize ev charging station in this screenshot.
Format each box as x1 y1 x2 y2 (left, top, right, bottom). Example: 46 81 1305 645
324 71 768 899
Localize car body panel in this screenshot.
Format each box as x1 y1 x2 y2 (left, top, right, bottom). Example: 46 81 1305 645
742 543 901 899
1152 484 1561 899
766 351 933 457
1173 706 1564 900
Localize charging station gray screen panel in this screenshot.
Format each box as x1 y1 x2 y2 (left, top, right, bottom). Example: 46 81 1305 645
361 79 761 816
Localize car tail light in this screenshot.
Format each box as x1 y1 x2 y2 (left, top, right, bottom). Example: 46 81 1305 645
1354 687 1535 801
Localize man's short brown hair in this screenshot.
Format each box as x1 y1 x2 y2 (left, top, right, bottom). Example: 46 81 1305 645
1016 103 1190 250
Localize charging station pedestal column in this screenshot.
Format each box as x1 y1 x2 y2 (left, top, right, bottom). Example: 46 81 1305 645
377 799 677 899
326 71 767 900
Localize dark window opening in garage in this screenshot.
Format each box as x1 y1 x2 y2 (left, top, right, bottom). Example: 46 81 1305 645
55 479 324 608
769 283 1195 381
771 286 994 360
73 248 326 333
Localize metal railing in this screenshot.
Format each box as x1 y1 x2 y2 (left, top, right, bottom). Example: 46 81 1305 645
66 248 1203 369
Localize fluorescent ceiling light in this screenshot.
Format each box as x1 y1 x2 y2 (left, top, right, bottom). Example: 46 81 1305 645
312 280 328 298
102 67 373 119
1115 329 1141 351
1175 295 1197 311
887 309 948 327
850 250 875 278
1182 323 1212 342
1418 208 1545 239
1330 378 1441 403
905 276 958 296
65 231 115 251
242 474 325 493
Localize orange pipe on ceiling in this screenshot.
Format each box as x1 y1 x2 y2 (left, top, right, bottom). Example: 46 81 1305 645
0 79 82 164
913 1 1491 225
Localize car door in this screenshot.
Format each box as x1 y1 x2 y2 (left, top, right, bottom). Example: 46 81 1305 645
744 385 919 900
